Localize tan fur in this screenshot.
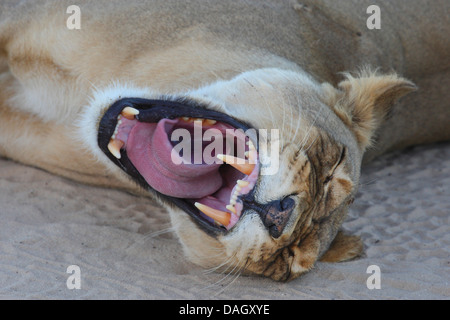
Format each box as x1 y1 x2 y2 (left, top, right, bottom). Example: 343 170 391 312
319 231 363 263
324 69 417 151
0 0 449 281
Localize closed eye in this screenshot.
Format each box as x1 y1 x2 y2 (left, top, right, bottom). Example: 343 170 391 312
324 147 346 184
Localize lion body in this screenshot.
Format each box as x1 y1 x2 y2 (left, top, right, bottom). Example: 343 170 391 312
1 0 449 174
0 0 449 280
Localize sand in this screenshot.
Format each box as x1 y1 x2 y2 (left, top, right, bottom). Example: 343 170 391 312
0 142 449 300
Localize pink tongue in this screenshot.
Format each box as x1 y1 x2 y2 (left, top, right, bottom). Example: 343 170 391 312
126 119 223 198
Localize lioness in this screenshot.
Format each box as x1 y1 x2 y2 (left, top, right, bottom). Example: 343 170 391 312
0 0 448 281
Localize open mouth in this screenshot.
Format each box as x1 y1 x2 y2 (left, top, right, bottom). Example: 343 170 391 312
97 98 259 235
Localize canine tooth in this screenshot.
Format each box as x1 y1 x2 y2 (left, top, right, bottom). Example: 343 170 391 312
121 106 139 120
195 202 230 226
226 205 237 214
237 180 250 187
216 154 255 175
108 139 124 159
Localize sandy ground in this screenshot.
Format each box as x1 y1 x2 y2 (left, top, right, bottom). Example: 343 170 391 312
0 142 449 300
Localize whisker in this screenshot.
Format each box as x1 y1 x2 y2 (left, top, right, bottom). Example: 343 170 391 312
202 253 236 275
214 257 249 296
303 134 319 153
123 225 175 253
297 110 319 152
201 254 241 291
143 226 175 240
242 78 277 130
86 79 100 94
358 177 379 188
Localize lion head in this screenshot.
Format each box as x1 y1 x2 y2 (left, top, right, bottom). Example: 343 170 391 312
80 67 414 281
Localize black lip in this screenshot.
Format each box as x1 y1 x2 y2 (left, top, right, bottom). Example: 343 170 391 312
97 97 257 237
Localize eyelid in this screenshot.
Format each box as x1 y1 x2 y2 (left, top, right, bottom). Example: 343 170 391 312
326 147 346 180
336 147 346 168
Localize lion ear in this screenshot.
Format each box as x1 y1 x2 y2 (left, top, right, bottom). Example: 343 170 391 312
322 70 417 151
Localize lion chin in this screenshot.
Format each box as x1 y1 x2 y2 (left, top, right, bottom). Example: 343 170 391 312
0 1 448 281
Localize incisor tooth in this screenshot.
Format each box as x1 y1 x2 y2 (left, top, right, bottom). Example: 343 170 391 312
237 180 249 187
226 205 236 214
195 202 231 226
108 139 124 159
249 151 257 162
121 106 139 120
216 154 255 175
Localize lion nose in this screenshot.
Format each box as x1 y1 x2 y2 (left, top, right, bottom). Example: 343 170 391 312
243 196 295 238
261 197 295 238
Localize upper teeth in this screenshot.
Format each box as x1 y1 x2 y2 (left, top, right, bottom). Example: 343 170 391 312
121 106 139 120
105 110 258 229
237 180 250 187
111 116 122 140
216 154 256 175
181 117 217 125
109 107 140 156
